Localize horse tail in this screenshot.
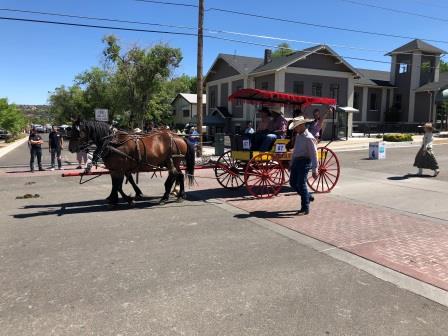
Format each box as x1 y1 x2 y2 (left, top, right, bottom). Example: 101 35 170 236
185 139 195 186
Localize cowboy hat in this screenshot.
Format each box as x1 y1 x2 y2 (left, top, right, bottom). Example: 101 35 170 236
269 106 284 115
288 116 312 130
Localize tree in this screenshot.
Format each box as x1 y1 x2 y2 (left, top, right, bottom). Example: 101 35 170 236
271 43 294 58
440 60 448 73
0 98 27 136
102 35 182 127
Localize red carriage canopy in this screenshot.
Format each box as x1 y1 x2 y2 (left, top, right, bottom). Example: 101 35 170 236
228 88 337 107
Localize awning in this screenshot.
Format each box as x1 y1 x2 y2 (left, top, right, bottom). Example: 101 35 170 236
336 106 359 113
228 88 337 107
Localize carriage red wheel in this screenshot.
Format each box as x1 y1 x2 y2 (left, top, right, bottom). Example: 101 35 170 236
307 147 340 193
214 150 245 189
245 153 285 199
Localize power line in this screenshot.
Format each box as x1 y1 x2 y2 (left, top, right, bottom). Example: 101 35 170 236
130 0 448 44
134 0 197 8
207 7 448 45
0 15 443 70
1 7 445 59
337 0 448 23
0 8 196 32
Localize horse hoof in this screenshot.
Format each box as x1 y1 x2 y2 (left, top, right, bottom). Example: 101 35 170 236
159 198 168 205
134 194 144 201
176 197 184 203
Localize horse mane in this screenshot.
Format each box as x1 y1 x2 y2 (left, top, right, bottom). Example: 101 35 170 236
81 120 112 145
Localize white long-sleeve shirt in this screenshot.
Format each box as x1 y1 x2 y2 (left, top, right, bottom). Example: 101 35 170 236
292 129 318 173
422 132 433 149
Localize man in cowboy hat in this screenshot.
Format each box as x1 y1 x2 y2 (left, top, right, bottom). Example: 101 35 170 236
258 106 288 151
289 116 318 215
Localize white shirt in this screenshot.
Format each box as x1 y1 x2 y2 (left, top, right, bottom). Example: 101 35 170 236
292 129 318 173
422 132 433 149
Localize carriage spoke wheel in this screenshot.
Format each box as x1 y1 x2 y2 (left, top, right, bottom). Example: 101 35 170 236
245 153 285 199
214 150 245 190
307 147 340 193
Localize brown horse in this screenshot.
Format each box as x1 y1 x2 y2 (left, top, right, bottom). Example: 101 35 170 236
68 120 195 206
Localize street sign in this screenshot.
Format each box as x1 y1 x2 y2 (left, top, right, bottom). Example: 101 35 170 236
95 109 109 122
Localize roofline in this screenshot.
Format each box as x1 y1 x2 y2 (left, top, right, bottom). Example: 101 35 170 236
204 54 243 83
279 45 360 76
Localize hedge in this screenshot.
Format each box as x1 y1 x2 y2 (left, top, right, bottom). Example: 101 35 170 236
382 133 413 142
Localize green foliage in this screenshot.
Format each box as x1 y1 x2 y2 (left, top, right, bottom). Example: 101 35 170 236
272 43 294 58
0 98 27 136
49 35 186 127
383 133 413 142
440 60 448 73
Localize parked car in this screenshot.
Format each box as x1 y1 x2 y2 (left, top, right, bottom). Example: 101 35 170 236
44 124 52 133
0 128 10 140
33 124 45 133
57 125 70 138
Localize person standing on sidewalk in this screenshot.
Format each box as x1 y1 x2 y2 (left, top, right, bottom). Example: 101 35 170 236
28 127 44 172
289 117 318 215
48 126 63 170
414 122 440 177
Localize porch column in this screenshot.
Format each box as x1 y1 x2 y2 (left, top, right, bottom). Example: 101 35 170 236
389 88 394 109
362 86 368 122
217 83 221 110
228 80 233 117
409 52 422 122
380 88 387 122
347 77 354 107
275 70 286 92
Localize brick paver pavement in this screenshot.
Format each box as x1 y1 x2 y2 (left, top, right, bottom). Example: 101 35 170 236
189 169 448 291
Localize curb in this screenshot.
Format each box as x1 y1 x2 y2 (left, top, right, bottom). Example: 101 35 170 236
0 136 29 159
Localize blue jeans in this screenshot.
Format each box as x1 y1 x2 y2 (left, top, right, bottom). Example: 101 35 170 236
259 134 277 151
289 157 311 211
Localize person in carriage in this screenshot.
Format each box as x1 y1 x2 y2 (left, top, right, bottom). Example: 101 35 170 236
251 106 288 151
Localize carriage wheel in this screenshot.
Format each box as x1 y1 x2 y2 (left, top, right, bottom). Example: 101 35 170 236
214 150 245 189
245 153 285 199
307 147 340 193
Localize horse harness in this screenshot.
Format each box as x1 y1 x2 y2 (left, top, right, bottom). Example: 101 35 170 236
104 130 185 173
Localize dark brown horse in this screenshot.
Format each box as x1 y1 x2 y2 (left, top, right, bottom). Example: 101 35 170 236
68 120 195 206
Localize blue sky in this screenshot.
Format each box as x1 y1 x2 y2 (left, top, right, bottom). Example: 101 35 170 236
1 0 447 104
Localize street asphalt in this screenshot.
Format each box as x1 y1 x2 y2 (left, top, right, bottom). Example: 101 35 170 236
0 138 447 335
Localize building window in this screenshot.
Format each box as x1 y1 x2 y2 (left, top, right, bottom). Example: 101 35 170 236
369 93 378 110
209 90 217 108
394 94 402 109
261 82 269 90
330 84 339 102
312 83 322 97
235 85 243 106
293 81 304 94
354 92 360 109
421 61 431 73
183 109 190 117
399 63 409 74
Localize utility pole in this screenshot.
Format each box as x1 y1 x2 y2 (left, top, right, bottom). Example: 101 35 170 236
196 0 204 157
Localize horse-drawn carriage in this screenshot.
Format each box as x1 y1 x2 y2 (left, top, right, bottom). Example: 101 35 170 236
213 88 341 199
64 88 340 205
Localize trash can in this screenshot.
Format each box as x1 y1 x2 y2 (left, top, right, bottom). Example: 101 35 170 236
369 141 386 160
215 133 225 156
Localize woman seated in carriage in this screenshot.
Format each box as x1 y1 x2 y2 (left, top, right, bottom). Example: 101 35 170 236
250 106 288 151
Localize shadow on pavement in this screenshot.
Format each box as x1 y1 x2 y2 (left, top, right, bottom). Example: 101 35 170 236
187 186 297 201
13 196 209 219
387 173 434 180
235 210 297 220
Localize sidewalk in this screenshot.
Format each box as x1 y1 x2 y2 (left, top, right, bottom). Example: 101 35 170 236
0 135 28 159
187 168 448 296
